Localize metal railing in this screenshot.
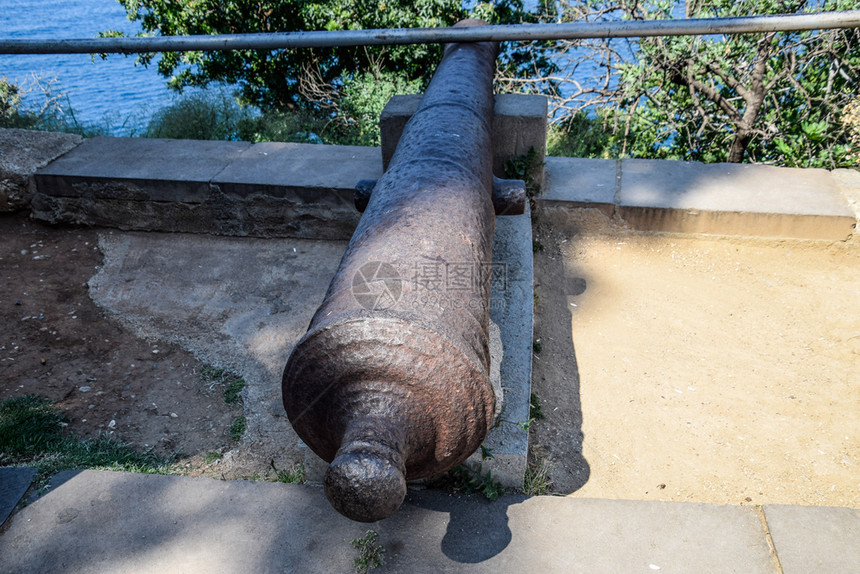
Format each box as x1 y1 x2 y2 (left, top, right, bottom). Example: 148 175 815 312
0 11 858 55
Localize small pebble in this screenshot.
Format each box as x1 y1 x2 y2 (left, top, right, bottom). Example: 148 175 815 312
79 386 91 392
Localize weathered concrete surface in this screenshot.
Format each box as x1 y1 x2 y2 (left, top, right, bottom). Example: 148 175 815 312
541 157 617 217
0 467 37 527
763 505 860 574
380 94 547 189
30 138 380 240
87 231 349 471
617 159 856 240
832 168 860 224
0 128 82 212
0 469 783 573
464 205 533 487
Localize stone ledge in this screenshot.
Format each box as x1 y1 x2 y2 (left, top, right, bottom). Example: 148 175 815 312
31 137 382 240
11 127 858 242
0 128 83 212
538 157 857 241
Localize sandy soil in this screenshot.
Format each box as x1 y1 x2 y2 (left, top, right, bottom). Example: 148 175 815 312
2 210 858 508
0 214 242 472
531 209 859 508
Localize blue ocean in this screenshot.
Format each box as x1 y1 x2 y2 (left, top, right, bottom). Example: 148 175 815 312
0 0 181 135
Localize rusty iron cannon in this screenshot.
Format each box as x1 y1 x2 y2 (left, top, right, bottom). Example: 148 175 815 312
281 19 525 522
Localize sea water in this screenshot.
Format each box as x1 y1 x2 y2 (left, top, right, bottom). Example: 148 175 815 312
0 0 182 135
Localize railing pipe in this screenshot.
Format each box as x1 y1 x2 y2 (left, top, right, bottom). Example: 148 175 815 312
0 11 857 55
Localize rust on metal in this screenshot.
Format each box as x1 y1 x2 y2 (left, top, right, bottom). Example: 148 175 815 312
282 19 503 523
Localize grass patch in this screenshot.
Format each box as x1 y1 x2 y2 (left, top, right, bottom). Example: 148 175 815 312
0 394 172 483
351 529 386 573
523 457 554 496
199 364 246 405
203 451 224 464
529 392 545 420
229 416 247 441
446 464 503 501
272 461 306 484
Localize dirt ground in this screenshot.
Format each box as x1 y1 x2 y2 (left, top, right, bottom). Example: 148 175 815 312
0 214 243 474
2 210 858 508
531 209 859 508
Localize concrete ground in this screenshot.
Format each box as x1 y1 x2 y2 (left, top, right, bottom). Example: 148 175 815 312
1 468 858 574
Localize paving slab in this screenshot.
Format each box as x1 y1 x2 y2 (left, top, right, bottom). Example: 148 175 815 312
213 141 382 199
618 159 856 240
35 136 251 202
540 157 617 216
763 505 860 574
0 467 37 527
0 469 779 573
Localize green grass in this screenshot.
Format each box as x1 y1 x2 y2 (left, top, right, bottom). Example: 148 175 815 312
203 451 224 464
523 457 554 496
199 364 246 405
0 395 172 482
274 462 306 484
229 416 247 441
529 392 545 420
222 377 246 405
351 530 386 573
447 464 503 501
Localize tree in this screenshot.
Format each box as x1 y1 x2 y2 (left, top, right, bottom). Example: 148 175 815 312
524 0 859 167
113 0 464 110
113 0 551 111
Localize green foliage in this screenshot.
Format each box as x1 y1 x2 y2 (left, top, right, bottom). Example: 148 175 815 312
567 0 860 167
0 78 36 129
523 457 554 495
145 91 252 140
529 392 545 420
203 451 224 464
115 0 465 110
274 462 306 484
546 112 615 159
0 77 108 136
236 109 329 144
503 146 544 196
111 0 555 148
0 394 171 481
229 416 247 441
448 464 503 501
480 444 494 460
337 70 422 146
532 339 542 353
351 530 386 573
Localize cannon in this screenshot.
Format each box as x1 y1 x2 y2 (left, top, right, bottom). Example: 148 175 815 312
281 19 525 522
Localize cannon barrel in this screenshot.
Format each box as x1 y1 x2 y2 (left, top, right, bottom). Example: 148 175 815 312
282 20 504 522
